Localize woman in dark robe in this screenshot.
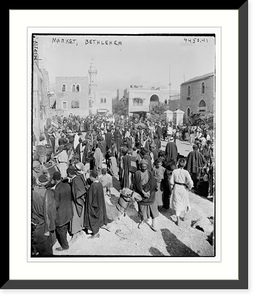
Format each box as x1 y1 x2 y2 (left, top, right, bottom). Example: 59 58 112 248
133 159 159 232
84 170 108 239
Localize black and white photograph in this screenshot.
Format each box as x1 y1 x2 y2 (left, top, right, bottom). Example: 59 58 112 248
31 31 217 258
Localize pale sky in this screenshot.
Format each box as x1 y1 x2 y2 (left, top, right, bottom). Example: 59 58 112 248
35 34 215 92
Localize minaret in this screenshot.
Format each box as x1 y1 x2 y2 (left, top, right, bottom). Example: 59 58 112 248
88 58 97 114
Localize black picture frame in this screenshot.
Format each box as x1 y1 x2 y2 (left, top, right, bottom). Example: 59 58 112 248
5 2 248 289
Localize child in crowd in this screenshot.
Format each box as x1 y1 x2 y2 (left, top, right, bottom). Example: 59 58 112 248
153 158 165 209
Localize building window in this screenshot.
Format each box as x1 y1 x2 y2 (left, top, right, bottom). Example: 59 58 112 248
62 101 67 110
61 84 66 92
71 83 80 92
201 82 205 94
100 98 103 103
133 98 144 106
104 98 106 103
187 85 191 96
198 99 206 112
71 100 80 108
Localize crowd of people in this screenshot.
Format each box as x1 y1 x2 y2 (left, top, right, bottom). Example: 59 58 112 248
31 113 215 256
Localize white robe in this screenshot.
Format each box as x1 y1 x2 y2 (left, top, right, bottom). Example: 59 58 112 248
170 168 193 216
56 150 68 178
73 134 80 150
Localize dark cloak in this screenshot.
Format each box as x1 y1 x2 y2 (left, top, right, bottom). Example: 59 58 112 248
133 170 157 206
121 155 131 189
84 181 108 235
165 141 178 164
54 181 73 227
32 189 56 256
75 143 84 163
82 141 91 165
70 175 87 218
114 129 122 152
186 150 206 174
105 131 113 150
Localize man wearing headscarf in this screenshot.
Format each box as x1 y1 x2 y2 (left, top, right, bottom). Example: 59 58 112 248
185 144 207 190
75 137 85 163
170 158 193 226
93 144 104 172
52 171 73 251
120 147 131 189
32 174 56 256
105 129 113 151
133 159 159 232
67 166 87 240
84 170 108 239
54 145 69 179
164 138 178 165
114 127 122 155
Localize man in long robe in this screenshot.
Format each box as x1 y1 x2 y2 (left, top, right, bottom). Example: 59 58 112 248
105 129 113 151
67 166 87 239
84 170 108 239
93 145 104 172
55 146 68 179
185 144 207 190
170 158 193 226
75 139 85 163
120 149 132 189
114 128 122 154
32 175 56 256
133 159 158 231
164 139 178 165
53 171 73 251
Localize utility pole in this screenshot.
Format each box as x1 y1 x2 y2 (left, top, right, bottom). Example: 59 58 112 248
169 65 172 101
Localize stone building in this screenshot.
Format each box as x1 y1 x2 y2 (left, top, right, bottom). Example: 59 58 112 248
32 60 51 141
91 91 114 115
179 72 215 118
55 77 89 117
123 85 180 116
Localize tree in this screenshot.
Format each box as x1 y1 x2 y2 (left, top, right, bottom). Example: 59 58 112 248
186 112 214 129
150 102 167 115
112 97 128 116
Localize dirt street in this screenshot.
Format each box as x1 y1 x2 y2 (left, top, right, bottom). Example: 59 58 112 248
53 140 214 257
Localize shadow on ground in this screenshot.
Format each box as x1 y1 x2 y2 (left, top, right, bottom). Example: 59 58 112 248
149 247 165 256
160 228 199 257
148 228 200 257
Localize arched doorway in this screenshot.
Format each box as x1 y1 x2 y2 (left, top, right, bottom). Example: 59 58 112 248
150 94 159 106
150 94 159 103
